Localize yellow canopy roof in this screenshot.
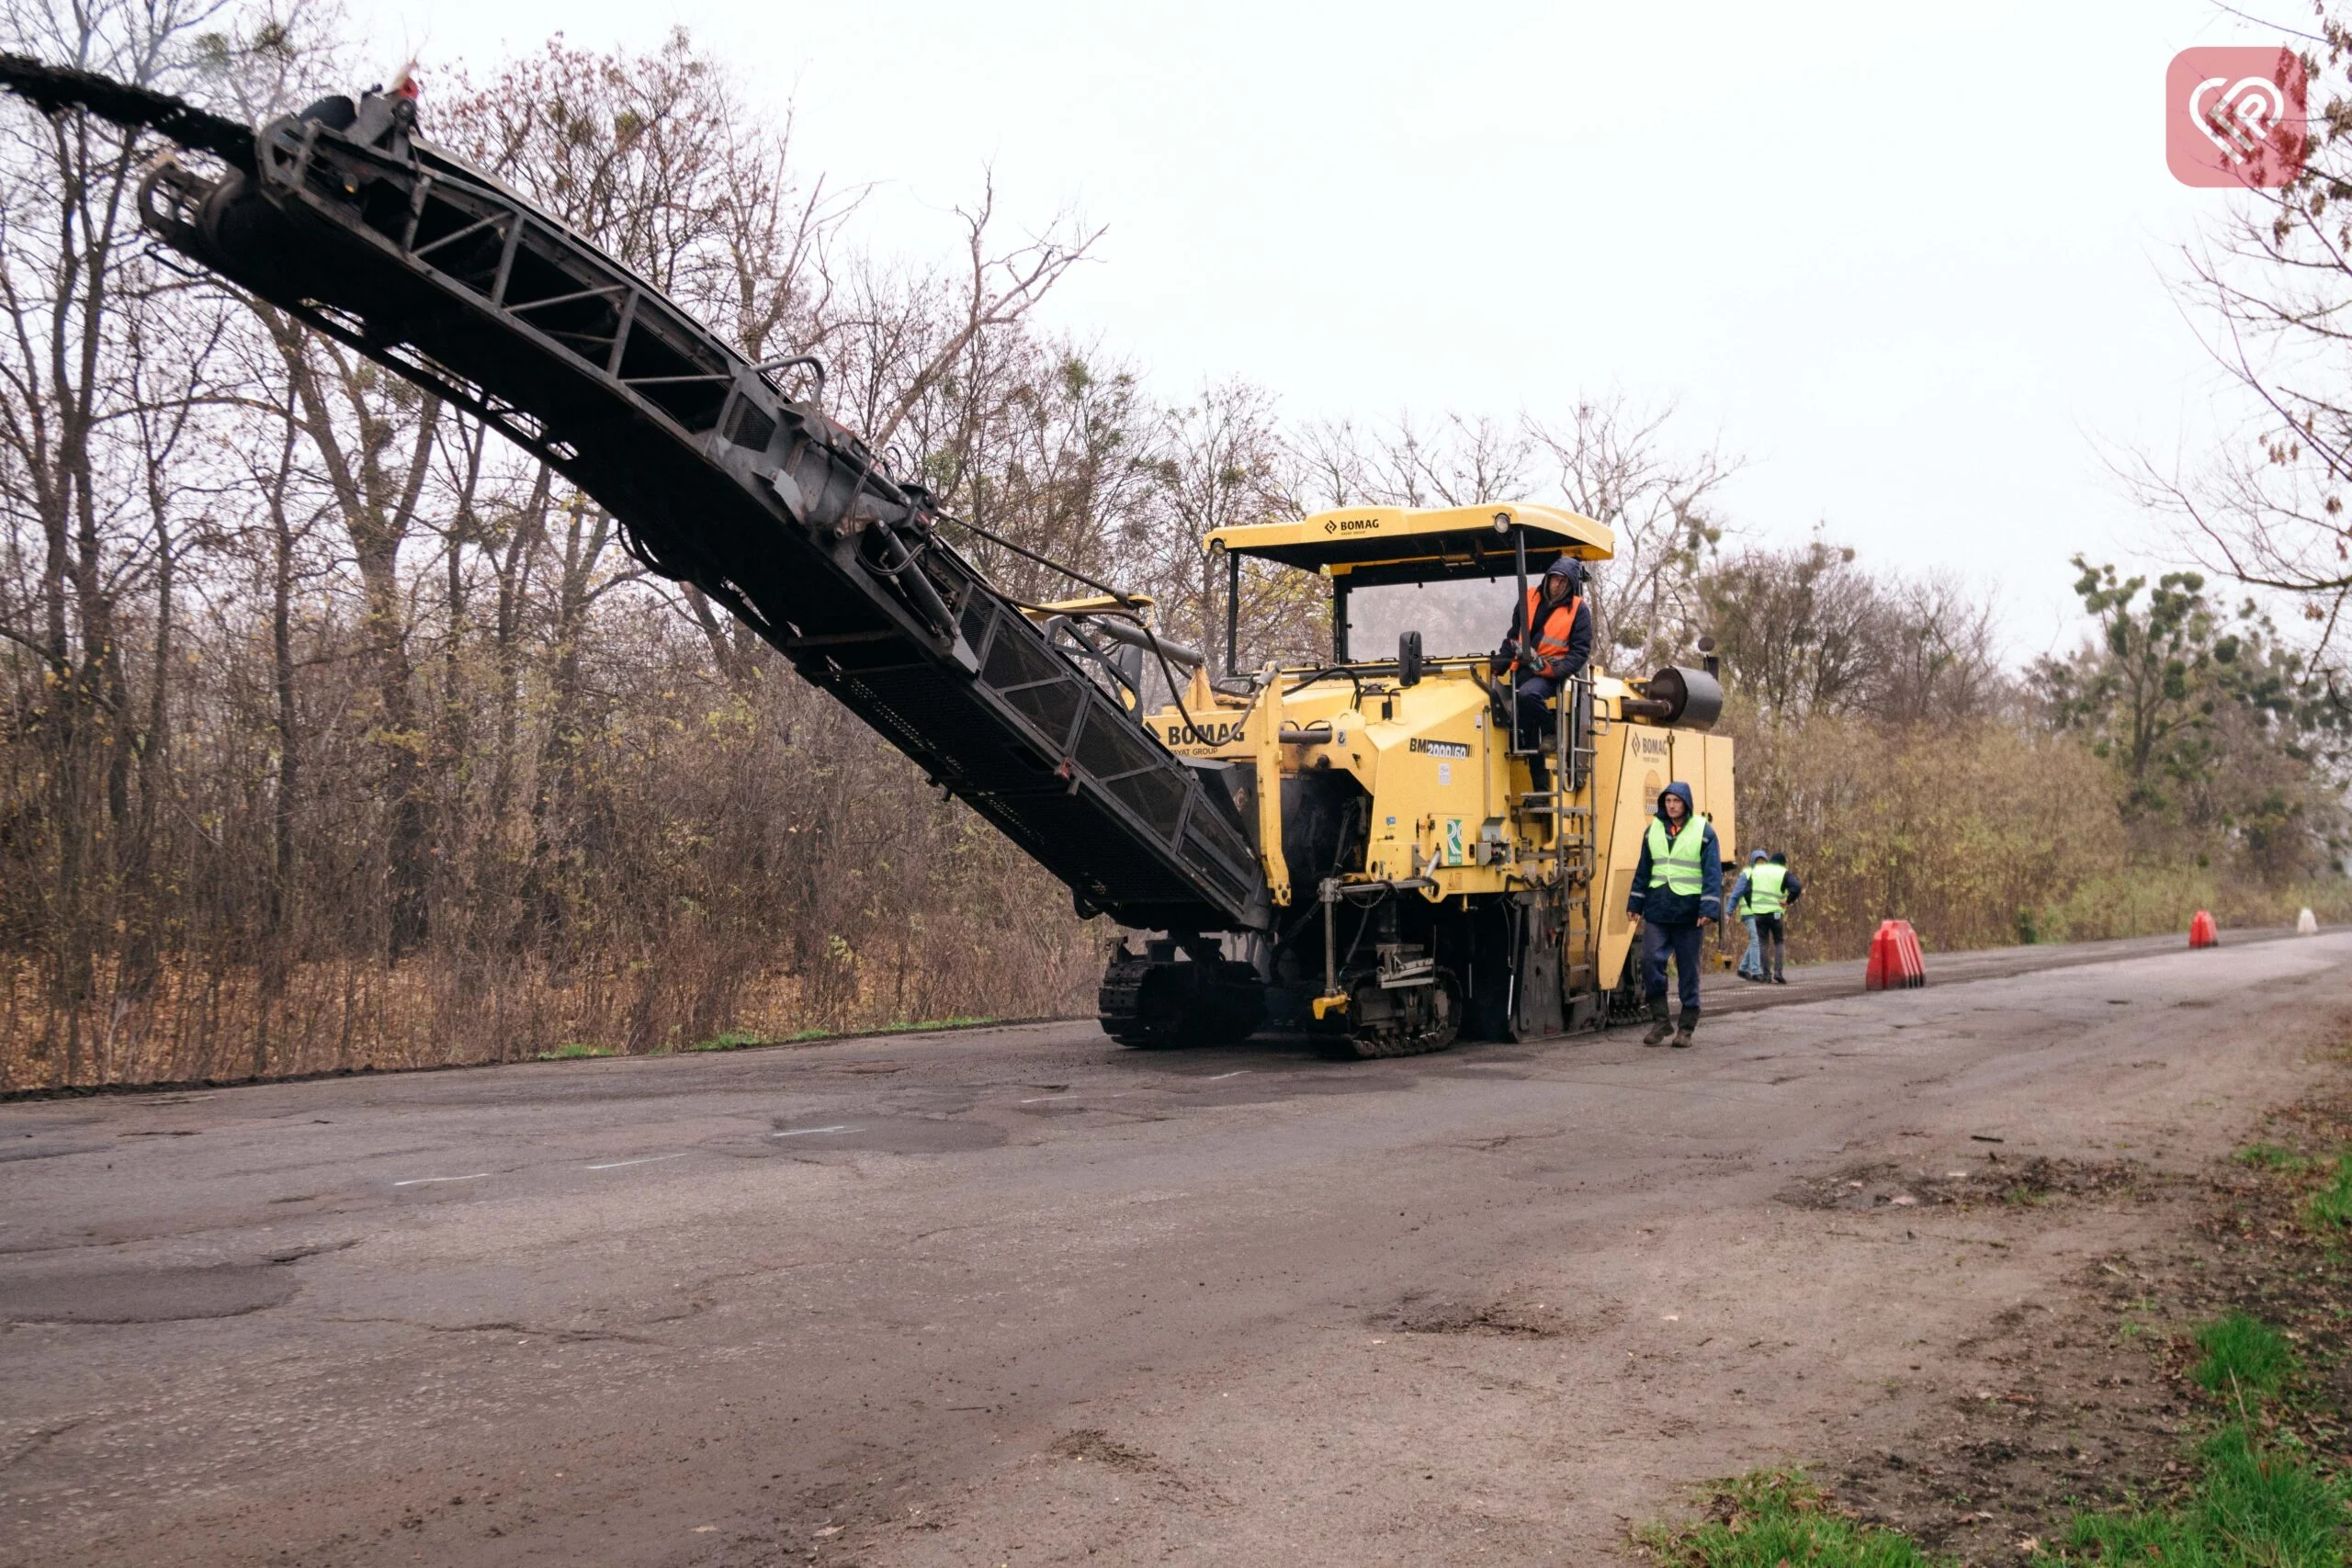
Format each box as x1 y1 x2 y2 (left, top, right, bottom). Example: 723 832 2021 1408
1205 502 1613 587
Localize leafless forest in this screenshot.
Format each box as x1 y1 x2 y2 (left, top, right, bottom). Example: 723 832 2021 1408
3 5 2346 1089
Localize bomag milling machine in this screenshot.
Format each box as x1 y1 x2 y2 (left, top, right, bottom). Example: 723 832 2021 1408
0 60 1734 1061
1098 503 1735 1057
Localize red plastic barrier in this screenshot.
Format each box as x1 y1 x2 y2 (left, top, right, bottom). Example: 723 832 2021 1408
1866 919 1926 990
2189 909 2219 949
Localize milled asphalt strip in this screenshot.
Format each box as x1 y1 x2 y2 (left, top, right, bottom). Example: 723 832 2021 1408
1700 925 2305 1017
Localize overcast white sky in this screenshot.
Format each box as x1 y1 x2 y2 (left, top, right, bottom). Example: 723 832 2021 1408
368 0 2289 654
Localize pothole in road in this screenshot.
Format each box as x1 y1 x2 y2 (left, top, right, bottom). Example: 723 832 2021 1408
0 1262 299 1323
1780 1156 2148 1212
1374 1292 1578 1338
1048 1428 1157 1470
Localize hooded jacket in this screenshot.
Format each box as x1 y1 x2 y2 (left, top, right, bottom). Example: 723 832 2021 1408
1498 558 1593 682
1624 781 1723 925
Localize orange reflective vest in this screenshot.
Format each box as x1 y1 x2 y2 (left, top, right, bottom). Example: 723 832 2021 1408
1515 587 1583 675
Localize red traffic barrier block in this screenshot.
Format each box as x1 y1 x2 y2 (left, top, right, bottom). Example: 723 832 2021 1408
1866 919 1926 990
2189 909 2219 949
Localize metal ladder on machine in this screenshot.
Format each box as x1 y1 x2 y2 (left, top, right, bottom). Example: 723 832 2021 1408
1555 678 1600 1015
1507 677 1600 1020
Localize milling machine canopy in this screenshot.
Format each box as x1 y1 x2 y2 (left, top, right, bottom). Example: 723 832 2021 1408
1205 502 1613 590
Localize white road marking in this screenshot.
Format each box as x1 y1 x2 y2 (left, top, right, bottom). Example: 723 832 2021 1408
391 1173 489 1187
585 1154 687 1170
1204 1071 1247 1080
771 1124 854 1138
1018 1095 1068 1104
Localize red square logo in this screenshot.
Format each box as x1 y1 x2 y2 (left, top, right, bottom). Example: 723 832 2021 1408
2168 47 2308 187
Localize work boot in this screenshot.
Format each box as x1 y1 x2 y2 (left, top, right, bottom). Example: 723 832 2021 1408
1642 999 1673 1046
1671 1010 1699 1048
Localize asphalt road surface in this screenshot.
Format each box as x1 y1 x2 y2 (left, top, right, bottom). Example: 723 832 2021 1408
2 926 2340 1566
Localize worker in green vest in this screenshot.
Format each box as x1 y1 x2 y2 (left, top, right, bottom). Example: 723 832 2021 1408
1624 781 1723 1047
1746 851 1804 985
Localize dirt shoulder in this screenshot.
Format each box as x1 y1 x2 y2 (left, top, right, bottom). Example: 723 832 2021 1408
1791 1071 2352 1562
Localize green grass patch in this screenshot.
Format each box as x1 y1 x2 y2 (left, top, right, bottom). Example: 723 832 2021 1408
535 1043 612 1061
687 1030 774 1053
2191 1312 2299 1398
2237 1142 2310 1171
2308 1154 2352 1229
2038 1423 2346 1566
1641 1469 1946 1567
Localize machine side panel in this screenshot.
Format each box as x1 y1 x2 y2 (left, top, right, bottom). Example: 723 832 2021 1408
1595 723 1673 991
1702 734 1738 865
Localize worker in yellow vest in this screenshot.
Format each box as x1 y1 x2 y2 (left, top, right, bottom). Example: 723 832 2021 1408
1624 781 1723 1047
1746 851 1803 984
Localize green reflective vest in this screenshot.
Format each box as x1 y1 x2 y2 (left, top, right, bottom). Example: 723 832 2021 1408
1747 863 1789 915
1644 817 1707 897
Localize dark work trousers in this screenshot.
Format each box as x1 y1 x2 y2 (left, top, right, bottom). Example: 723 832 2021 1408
1641 919 1705 1014
1511 675 1559 752
1754 912 1786 979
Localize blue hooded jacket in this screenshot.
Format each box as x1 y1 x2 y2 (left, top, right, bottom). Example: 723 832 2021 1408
1624 781 1722 925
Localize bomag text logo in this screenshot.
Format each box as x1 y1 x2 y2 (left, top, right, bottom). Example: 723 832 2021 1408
1408 738 1470 759
1165 720 1244 746
1322 516 1381 535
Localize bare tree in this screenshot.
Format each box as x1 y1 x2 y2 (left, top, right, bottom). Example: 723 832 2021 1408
1295 411 1535 511
1702 536 2007 729
1525 395 1737 666
1133 379 1310 669
2135 11 2352 660
865 182 1100 455
0 0 328 1071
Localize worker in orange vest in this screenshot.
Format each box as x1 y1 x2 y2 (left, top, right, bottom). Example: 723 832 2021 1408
1493 556 1593 789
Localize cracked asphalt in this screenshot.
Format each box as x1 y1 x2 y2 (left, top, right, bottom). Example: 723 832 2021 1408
0 926 2337 1565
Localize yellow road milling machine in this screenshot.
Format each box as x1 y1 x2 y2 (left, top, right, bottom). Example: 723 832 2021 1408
1099 503 1734 1057
0 61 1733 1061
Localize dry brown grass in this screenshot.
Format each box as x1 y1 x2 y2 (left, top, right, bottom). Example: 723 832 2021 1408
0 916 1102 1092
